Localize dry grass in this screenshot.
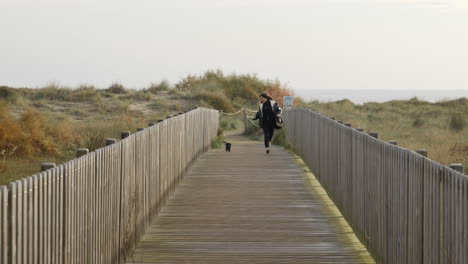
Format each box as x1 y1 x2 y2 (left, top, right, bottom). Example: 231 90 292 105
0 156 69 186
302 98 468 169
0 70 306 185
0 87 194 186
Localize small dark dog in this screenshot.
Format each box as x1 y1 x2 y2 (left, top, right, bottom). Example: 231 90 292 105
224 141 232 152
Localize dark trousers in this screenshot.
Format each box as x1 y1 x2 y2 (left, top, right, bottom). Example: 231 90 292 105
263 126 274 148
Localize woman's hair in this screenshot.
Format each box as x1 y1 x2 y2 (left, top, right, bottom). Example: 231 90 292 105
259 93 272 100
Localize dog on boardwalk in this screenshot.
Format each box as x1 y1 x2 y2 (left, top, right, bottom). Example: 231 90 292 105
223 141 232 152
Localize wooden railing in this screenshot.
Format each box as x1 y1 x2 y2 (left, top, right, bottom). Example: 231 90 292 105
0 107 219 264
283 108 467 264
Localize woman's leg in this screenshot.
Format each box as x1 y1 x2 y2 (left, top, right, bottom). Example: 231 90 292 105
263 127 270 148
269 127 275 143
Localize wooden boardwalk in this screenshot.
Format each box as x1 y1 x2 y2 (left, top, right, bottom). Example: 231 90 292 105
126 133 374 264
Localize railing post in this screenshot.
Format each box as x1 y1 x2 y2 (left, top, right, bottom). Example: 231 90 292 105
244 108 248 130
76 148 89 158
121 131 131 140
449 164 465 174
105 138 116 146
416 149 428 157
41 163 56 172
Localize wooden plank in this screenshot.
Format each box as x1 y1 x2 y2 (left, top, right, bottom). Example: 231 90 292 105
57 166 63 264
106 147 111 264
407 152 424 264
26 177 32 264
126 135 374 264
51 169 56 264
105 147 111 264
20 178 28 264
462 174 467 264
1 185 8 264
63 163 69 264
8 182 17 264
113 143 122 264
17 180 24 264
76 157 81 264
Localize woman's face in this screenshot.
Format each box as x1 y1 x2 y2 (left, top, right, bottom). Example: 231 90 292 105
260 96 267 104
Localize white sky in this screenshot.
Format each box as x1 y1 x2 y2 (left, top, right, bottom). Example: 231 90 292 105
1 0 467 90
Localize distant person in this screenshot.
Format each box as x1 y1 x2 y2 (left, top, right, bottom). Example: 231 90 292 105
253 93 282 154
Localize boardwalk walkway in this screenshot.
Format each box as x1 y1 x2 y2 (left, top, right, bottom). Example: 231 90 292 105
126 132 374 264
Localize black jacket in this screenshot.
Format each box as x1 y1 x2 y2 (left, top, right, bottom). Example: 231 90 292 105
253 100 282 128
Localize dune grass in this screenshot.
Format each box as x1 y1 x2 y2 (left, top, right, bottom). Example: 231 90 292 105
0 70 296 185
300 98 468 169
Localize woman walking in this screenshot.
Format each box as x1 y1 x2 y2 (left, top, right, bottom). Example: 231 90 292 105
253 93 282 154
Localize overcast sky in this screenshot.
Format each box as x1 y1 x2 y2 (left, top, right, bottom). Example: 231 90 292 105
1 0 467 91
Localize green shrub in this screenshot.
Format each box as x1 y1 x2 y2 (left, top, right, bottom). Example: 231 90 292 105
106 82 127 94
243 120 260 136
412 115 425 128
174 102 183 112
0 86 20 103
196 91 235 112
174 70 293 105
120 91 153 101
148 98 170 111
147 80 170 94
33 85 73 101
272 128 292 149
220 119 243 130
211 127 224 148
74 85 99 101
449 113 465 132
168 89 186 99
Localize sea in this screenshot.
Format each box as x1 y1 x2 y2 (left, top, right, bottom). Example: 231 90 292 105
295 89 468 104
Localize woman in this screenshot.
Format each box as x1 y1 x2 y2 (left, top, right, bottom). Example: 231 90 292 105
253 93 282 154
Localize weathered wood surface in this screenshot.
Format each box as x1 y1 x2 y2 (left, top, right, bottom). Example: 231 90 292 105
127 135 373 264
0 108 219 264
283 108 468 264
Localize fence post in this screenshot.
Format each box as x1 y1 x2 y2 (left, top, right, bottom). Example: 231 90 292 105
416 149 428 157
121 131 131 140
76 148 89 158
148 122 156 127
105 138 116 146
369 132 378 139
356 128 364 132
41 163 56 172
388 141 398 145
449 164 465 174
243 109 248 131
1 186 7 264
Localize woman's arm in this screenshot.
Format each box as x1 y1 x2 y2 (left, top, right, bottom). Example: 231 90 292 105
252 111 260 120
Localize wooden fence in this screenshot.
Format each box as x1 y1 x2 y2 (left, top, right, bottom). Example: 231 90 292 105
0 107 219 264
283 108 467 264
